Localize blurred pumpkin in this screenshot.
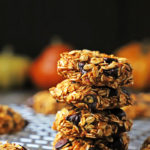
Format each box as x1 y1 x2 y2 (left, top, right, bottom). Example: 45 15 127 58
30 42 72 89
116 42 150 90
0 47 31 89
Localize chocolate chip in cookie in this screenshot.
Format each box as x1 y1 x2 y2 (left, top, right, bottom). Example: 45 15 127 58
55 138 69 150
104 57 118 64
66 114 80 126
103 67 118 78
78 62 87 74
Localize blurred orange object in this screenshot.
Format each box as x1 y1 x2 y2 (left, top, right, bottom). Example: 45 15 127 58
30 43 72 89
123 93 150 119
116 42 150 90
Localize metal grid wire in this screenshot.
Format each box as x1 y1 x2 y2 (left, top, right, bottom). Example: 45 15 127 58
0 104 150 150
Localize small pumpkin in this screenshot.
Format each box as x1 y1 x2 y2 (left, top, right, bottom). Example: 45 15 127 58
0 48 31 89
30 42 72 89
116 42 150 90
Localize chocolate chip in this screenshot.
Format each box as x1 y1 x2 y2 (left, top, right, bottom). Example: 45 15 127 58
104 57 118 64
78 62 87 74
118 126 126 133
112 137 124 150
7 110 14 117
103 67 118 78
66 114 80 126
24 120 29 128
22 146 27 150
71 81 76 84
109 88 118 97
110 108 126 119
55 138 69 150
89 102 97 112
84 95 97 112
121 87 130 96
89 146 100 150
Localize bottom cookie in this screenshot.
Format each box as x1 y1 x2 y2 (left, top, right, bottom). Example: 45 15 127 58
141 136 150 150
53 132 129 150
0 142 27 150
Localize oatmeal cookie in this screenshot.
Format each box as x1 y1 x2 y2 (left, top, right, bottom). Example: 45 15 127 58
50 79 132 111
32 91 65 115
0 142 27 150
53 132 129 150
57 50 133 88
123 93 150 119
0 105 28 134
141 136 150 150
52 107 132 138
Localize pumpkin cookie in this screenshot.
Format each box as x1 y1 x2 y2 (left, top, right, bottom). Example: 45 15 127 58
0 142 27 150
31 91 65 115
52 107 132 138
123 93 150 119
53 132 129 150
50 79 132 111
141 136 150 150
57 50 133 88
0 105 28 134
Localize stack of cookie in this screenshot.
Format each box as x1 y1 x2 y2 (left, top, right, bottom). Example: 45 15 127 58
50 50 133 150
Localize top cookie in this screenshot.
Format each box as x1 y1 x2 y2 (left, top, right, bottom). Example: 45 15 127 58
57 50 133 88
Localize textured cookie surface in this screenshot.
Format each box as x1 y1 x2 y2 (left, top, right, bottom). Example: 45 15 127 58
52 107 132 138
33 91 65 115
50 79 132 111
0 105 28 134
123 93 150 119
141 136 150 150
0 142 27 150
53 132 129 150
57 50 133 88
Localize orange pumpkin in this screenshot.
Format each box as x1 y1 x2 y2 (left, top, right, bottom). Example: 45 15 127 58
30 43 72 89
116 42 150 90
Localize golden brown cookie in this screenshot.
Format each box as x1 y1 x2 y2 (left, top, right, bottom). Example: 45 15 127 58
141 136 150 150
32 91 65 115
52 107 132 138
0 105 28 134
50 79 132 111
123 93 150 119
53 132 129 150
0 142 27 150
57 50 133 88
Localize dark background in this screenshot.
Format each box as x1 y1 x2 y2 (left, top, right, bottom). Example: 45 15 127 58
0 0 150 57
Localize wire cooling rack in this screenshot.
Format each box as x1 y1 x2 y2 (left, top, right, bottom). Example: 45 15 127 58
0 104 150 150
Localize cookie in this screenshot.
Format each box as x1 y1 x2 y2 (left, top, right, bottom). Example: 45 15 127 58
57 50 133 88
32 91 65 115
141 136 150 150
0 142 27 150
53 132 129 150
0 105 28 134
123 93 150 119
52 107 132 138
50 79 132 111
